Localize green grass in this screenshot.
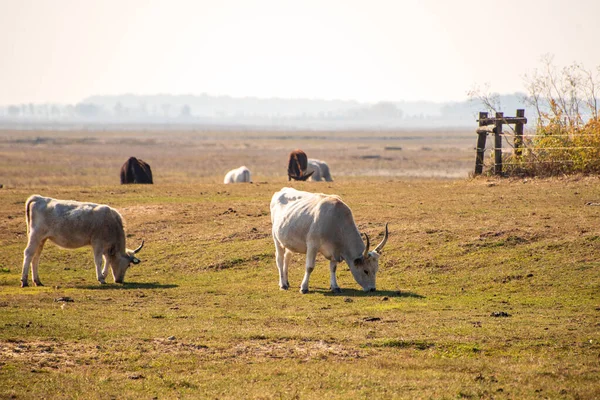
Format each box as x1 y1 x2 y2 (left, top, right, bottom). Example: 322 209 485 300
1 178 599 399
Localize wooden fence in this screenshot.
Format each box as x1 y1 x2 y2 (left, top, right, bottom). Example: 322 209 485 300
474 109 527 175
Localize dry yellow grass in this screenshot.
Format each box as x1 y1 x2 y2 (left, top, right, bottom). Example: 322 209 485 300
0 129 599 399
0 128 473 187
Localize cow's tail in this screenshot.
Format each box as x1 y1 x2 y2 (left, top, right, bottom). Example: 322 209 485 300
24 195 38 236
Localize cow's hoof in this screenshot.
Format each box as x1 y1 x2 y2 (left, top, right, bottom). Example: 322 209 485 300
20 281 28 288
331 287 342 294
280 285 289 290
34 280 43 287
300 288 309 294
99 280 106 285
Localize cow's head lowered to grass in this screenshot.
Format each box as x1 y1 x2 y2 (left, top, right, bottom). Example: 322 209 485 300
348 224 389 291
107 240 144 284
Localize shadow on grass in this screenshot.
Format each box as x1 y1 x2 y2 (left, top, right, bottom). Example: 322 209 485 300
80 282 178 290
317 288 425 298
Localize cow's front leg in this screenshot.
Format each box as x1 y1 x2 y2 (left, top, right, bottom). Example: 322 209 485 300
93 249 106 284
329 260 341 293
101 255 110 280
300 247 318 294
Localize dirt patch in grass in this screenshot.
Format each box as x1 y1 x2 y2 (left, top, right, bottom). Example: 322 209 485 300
461 229 540 252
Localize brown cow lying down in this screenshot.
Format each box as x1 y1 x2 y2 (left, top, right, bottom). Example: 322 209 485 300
121 156 153 184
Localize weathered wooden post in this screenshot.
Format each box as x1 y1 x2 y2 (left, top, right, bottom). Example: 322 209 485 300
514 109 525 157
474 112 488 175
494 112 504 175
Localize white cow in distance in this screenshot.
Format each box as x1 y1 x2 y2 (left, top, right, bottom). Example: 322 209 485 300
306 159 333 182
270 187 388 293
224 166 252 184
20 195 144 287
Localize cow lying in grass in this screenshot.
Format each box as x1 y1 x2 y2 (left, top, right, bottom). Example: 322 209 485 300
120 156 153 184
21 195 144 287
224 166 252 184
306 159 333 182
270 187 388 293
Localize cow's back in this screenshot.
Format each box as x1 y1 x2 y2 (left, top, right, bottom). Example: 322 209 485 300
29 196 123 249
135 159 153 184
271 188 349 253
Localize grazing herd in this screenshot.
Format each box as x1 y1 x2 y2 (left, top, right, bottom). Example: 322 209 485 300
19 149 387 292
119 149 333 185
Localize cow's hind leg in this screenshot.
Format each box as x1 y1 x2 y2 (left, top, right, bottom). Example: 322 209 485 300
282 249 293 290
300 246 318 294
329 260 341 293
274 240 289 290
30 239 47 286
21 234 42 287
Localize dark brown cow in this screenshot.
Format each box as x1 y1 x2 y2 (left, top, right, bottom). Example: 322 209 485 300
120 157 153 184
287 149 314 181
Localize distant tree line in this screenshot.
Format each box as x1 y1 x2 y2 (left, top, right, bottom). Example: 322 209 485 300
0 94 528 128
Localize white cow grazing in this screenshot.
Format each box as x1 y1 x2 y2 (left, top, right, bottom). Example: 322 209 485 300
306 159 333 182
20 195 144 287
224 166 252 184
270 187 388 293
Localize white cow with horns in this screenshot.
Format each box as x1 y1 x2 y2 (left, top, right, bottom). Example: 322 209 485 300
20 195 144 287
270 187 388 293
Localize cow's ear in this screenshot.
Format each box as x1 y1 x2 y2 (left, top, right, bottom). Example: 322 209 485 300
131 257 141 264
108 245 116 257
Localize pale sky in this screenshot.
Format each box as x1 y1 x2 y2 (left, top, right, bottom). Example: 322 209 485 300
1 0 600 105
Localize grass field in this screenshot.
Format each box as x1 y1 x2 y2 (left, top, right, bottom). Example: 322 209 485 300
0 129 599 399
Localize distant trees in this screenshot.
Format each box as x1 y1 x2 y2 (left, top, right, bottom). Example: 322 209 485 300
348 101 404 120
7 105 20 117
74 103 101 118
180 104 191 117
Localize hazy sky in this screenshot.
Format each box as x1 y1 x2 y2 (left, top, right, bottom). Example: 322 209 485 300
2 0 600 105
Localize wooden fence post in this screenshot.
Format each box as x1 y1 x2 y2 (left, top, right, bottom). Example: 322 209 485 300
514 109 524 157
494 112 504 175
474 112 488 175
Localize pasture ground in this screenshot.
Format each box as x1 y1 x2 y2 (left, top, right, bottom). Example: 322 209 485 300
0 129 599 399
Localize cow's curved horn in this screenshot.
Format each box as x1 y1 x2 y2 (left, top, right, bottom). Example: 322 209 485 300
133 239 144 254
374 223 389 253
363 233 370 259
